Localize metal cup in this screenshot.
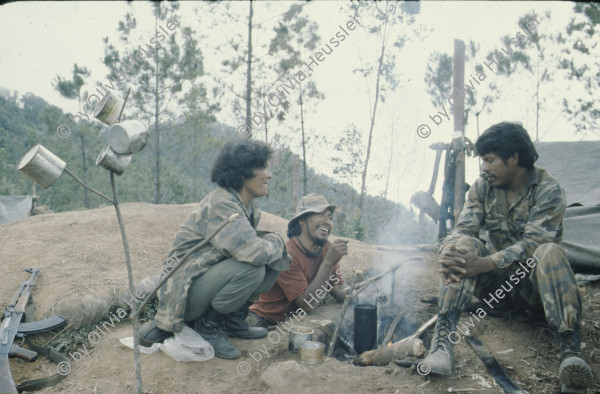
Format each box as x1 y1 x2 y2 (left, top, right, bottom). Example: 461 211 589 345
288 326 314 353
96 143 132 175
93 92 125 126
108 119 148 154
298 341 325 364
17 144 66 188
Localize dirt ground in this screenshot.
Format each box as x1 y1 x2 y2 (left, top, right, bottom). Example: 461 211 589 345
1 202 599 393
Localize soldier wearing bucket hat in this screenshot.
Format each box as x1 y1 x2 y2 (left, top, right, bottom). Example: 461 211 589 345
249 193 347 326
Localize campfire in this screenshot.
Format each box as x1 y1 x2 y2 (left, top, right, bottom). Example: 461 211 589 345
323 257 436 367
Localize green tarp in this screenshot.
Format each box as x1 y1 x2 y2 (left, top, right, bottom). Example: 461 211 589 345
535 141 600 270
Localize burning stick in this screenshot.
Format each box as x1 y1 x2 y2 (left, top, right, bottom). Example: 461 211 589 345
382 311 405 345
354 315 436 366
354 337 426 366
399 314 437 342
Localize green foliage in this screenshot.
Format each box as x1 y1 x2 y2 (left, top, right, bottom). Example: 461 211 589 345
425 53 453 109
53 64 90 100
561 3 600 132
338 211 367 240
1 85 434 245
44 299 159 355
102 3 211 203
48 325 92 354
424 41 491 118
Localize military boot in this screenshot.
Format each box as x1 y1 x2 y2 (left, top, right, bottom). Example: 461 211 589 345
193 307 241 359
138 320 172 347
223 301 268 339
557 324 593 393
421 308 460 376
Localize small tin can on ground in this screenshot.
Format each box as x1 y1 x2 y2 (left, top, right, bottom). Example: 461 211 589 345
288 326 314 353
298 341 325 364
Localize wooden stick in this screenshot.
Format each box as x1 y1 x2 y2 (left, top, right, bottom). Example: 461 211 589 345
110 172 142 394
326 257 424 358
395 315 437 344
327 272 362 357
382 311 404 345
393 337 425 357
355 337 426 366
353 256 421 289
64 167 113 203
355 315 436 366
116 87 131 123
133 213 238 318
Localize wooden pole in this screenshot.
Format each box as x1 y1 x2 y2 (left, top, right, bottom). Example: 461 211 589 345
452 39 466 223
110 173 143 394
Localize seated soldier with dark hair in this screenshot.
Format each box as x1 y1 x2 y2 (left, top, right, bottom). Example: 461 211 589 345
139 138 290 359
422 122 592 393
248 193 347 327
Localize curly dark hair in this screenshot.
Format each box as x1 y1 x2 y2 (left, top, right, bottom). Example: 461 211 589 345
210 138 273 191
476 122 538 169
287 218 303 239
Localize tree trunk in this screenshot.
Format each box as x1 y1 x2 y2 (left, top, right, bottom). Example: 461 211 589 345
153 17 161 204
383 124 394 200
452 39 465 224
76 92 89 209
535 50 540 141
299 83 307 196
245 0 253 137
358 11 388 218
263 98 268 142
192 129 198 201
80 133 89 208
292 157 299 208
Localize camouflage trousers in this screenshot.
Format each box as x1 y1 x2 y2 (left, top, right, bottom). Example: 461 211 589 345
438 236 582 332
184 257 280 323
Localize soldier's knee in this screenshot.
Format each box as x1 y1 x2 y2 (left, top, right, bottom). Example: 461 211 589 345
455 235 486 254
535 242 561 254
532 243 568 268
245 264 266 285
226 258 266 285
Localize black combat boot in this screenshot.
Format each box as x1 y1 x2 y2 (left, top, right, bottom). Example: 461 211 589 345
139 320 172 347
421 308 461 375
223 301 268 339
557 323 593 393
193 307 241 359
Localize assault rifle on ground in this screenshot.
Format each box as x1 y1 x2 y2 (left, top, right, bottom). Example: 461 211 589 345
0 267 67 394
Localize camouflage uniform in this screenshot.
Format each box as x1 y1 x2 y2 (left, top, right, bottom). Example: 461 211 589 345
154 187 291 332
438 167 581 333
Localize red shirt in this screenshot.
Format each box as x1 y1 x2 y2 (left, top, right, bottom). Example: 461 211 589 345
250 237 344 323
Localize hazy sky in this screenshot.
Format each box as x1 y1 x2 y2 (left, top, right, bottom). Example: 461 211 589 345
0 1 591 208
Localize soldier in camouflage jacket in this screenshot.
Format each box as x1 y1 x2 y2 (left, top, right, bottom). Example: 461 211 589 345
422 122 592 393
140 139 290 359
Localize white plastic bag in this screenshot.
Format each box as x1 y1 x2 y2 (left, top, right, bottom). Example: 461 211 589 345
161 326 215 362
119 326 214 363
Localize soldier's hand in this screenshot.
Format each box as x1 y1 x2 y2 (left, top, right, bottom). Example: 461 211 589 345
439 245 466 284
325 239 348 265
439 245 493 284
